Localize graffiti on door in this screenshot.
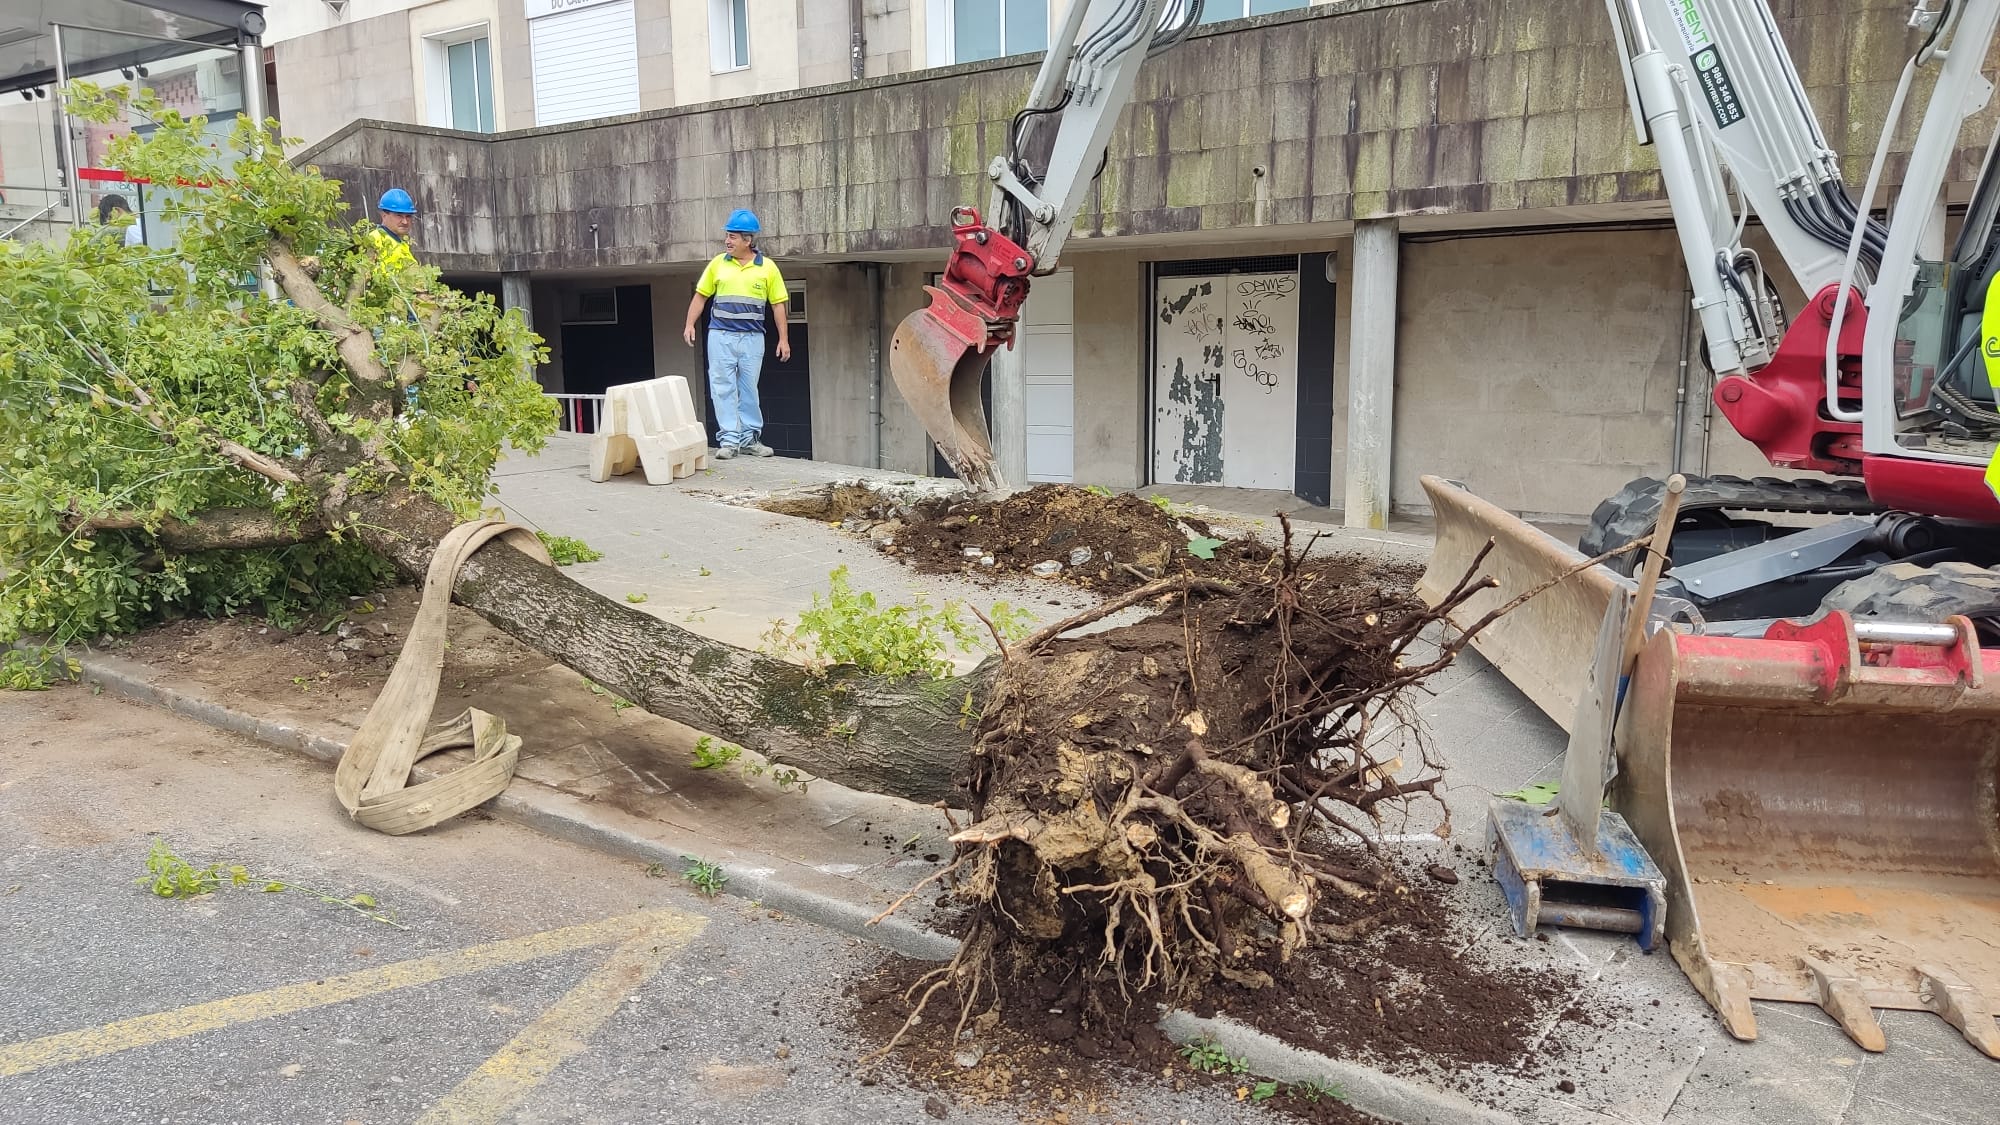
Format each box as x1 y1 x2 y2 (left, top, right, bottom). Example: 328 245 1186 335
1154 280 1226 482
1153 270 1299 490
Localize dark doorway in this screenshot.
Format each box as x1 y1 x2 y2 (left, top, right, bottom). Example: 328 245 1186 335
697 313 814 459
1294 253 1337 507
930 359 995 479
560 284 655 403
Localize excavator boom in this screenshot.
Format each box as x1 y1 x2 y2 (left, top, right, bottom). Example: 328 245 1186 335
888 0 1200 491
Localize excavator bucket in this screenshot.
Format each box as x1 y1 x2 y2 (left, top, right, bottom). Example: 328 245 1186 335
889 285 1004 494
1614 613 2000 1057
1415 475 1625 732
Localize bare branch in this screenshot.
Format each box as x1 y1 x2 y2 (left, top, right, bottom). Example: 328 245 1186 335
1021 575 1239 654
214 439 302 486
66 505 320 550
967 603 1011 662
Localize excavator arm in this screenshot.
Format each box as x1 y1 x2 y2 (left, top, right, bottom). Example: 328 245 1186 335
889 0 1204 493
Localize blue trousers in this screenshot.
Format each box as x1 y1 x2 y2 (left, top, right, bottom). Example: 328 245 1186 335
706 328 765 448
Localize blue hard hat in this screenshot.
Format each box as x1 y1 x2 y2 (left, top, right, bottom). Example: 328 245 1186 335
378 188 416 215
724 208 761 234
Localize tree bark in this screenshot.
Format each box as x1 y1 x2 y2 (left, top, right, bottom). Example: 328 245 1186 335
341 484 987 805
72 507 317 551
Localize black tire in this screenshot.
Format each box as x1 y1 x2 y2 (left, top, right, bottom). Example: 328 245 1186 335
1819 562 2000 638
1578 475 1879 577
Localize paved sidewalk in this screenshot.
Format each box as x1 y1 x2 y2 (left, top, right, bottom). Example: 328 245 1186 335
489 437 1101 666
58 437 2000 1124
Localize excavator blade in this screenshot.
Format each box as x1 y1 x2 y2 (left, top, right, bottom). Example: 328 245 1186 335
1417 474 2000 1055
889 287 1004 494
1415 475 1625 732
1615 614 2000 1057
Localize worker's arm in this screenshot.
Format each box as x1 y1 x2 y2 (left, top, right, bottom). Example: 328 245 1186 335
683 294 707 346
772 300 790 362
685 257 721 346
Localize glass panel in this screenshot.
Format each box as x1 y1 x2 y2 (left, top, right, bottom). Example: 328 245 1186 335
447 40 478 132
731 0 750 67
953 0 1003 62
1004 0 1047 55
1249 0 1306 14
1200 0 1242 23
473 37 495 132
1893 259 1954 419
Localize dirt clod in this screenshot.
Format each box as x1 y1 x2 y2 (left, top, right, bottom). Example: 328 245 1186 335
1426 864 1461 885
1558 1079 1578 1094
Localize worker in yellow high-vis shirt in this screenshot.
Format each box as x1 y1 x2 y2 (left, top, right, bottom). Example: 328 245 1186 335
368 188 419 277
683 208 791 459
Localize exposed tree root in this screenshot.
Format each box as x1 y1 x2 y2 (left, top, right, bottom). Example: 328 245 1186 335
871 517 1508 1053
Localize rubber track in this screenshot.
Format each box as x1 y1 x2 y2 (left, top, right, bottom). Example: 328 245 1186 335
1578 475 1881 576
1820 561 2000 625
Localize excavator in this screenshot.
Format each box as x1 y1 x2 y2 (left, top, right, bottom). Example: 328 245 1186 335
1414 0 2000 1058
885 0 2000 1056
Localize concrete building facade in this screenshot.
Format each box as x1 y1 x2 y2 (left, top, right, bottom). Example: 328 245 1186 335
249 2 2000 521
263 1 1327 150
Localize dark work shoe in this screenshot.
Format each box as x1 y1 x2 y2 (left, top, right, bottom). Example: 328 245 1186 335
744 441 775 458
715 445 739 460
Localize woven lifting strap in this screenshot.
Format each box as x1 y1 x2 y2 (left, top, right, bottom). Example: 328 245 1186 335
334 520 551 835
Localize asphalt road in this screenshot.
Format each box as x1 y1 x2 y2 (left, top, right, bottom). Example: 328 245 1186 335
0 688 1276 1125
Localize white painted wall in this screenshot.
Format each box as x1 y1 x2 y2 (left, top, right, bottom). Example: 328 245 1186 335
667 0 800 105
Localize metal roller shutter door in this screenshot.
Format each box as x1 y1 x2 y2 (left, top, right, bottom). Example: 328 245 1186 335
529 0 640 127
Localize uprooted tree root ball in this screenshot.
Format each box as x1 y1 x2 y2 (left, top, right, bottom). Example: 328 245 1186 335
868 519 1510 1061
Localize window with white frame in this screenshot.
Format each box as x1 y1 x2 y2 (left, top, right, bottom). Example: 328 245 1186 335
424 24 496 133
710 0 750 72
1200 0 1308 22
928 0 1049 65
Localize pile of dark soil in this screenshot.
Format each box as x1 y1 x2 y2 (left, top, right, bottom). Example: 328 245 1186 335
1206 855 1579 1076
764 482 1298 594
848 949 1386 1124
847 861 1584 1122
882 485 1280 593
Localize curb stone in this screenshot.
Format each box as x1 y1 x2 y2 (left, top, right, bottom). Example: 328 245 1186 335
1158 1011 1521 1125
70 651 957 962
72 647 1513 1123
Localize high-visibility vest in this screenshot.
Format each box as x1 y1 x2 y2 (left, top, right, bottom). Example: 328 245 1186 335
368 224 417 277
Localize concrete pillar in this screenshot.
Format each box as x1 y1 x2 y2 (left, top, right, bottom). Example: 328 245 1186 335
501 271 533 330
1344 219 1399 530
990 337 1028 490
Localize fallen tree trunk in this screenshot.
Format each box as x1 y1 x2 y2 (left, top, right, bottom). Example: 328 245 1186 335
342 484 988 804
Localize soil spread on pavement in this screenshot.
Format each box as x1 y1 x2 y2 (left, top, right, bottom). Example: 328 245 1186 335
846 861 1588 1124
760 482 1410 596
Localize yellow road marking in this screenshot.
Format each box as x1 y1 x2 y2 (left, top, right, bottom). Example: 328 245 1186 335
0 908 704 1079
413 924 698 1124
